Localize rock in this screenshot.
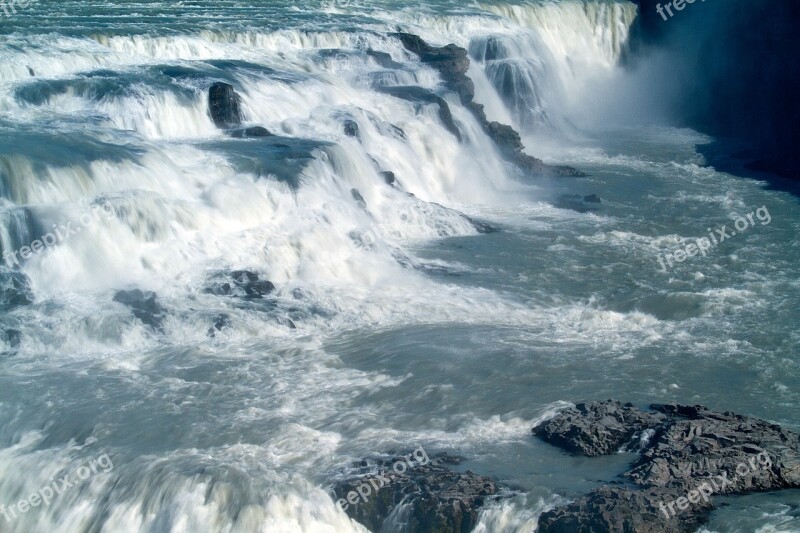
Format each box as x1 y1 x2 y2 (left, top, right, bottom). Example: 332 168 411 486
331 452 502 533
626 404 800 492
350 188 367 208
555 194 602 213
229 126 273 138
538 486 711 533
378 85 461 141
343 120 360 138
208 82 242 129
203 270 275 300
0 270 34 311
366 49 403 70
533 400 666 457
464 216 499 234
113 289 166 331
380 171 397 186
534 401 800 532
207 313 231 337
1 329 22 355
391 33 583 177
584 194 602 204
27 66 35 77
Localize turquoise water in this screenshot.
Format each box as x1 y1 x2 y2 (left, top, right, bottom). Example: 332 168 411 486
0 1 798 531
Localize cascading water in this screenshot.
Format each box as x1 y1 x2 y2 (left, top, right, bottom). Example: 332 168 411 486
0 1 798 532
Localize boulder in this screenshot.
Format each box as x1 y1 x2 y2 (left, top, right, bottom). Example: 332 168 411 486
331 452 502 533
380 171 397 186
229 126 273 138
113 289 166 331
208 82 243 129
533 400 666 457
343 120 360 138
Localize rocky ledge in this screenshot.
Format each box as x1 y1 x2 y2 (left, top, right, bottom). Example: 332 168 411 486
534 400 800 532
391 33 584 178
331 452 503 533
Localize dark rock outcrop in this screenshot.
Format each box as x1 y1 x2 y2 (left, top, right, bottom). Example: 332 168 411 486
366 50 404 70
380 171 397 186
391 33 583 177
538 486 711 533
0 270 34 311
378 86 461 141
113 289 166 331
554 194 603 214
203 270 275 300
534 400 665 457
343 119 360 138
229 126 273 138
332 452 502 533
534 401 800 532
207 313 231 337
208 82 243 129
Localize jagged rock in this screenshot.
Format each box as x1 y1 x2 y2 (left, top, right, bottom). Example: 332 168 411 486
203 270 275 300
626 404 800 493
538 486 711 533
391 33 583 177
534 401 800 532
378 86 461 141
208 82 242 129
0 270 34 311
350 188 367 208
343 120 360 138
533 400 666 457
229 126 273 138
113 289 166 331
331 452 502 533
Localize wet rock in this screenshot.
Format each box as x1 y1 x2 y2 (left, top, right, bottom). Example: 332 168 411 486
378 85 461 141
366 49 404 70
380 171 397 186
113 289 166 331
27 66 35 77
207 313 231 337
203 270 275 300
0 270 34 311
391 33 584 177
534 401 800 533
533 400 666 457
538 486 711 533
626 404 800 492
343 119 360 138
555 194 602 213
584 194 602 204
464 216 499 234
208 82 243 129
229 126 273 138
331 452 502 533
350 188 367 208
1 329 22 355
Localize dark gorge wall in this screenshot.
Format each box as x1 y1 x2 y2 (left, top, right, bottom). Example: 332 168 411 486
629 0 800 179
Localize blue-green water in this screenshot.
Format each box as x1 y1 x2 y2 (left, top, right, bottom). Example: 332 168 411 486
0 1 798 531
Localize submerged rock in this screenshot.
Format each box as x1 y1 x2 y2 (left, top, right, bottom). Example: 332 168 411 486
208 82 243 129
113 289 166 331
229 126 273 138
343 119 360 138
331 452 502 533
350 188 367 209
555 193 602 213
203 270 275 300
534 401 800 532
207 313 231 337
378 85 461 141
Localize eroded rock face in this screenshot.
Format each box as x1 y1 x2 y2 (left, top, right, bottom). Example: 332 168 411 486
208 82 243 129
391 32 584 178
331 452 502 533
533 400 666 457
534 401 800 533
